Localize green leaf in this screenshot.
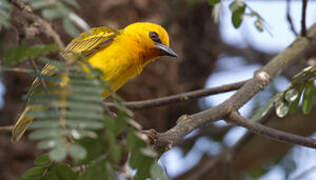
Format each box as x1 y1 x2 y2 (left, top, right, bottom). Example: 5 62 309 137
70 86 104 95
62 0 80 8
66 111 103 120
69 78 104 87
248 167 269 179
275 100 289 118
289 86 304 113
34 154 51 166
26 111 61 120
3 44 58 66
133 154 154 180
67 94 103 103
68 144 87 160
126 130 156 180
29 120 60 129
41 170 58 180
27 110 102 121
28 100 103 113
52 163 77 180
29 129 62 140
68 120 103 129
42 8 65 20
30 71 61 83
104 112 128 136
69 129 98 139
25 94 63 102
150 163 170 180
250 97 274 122
208 0 220 5
230 1 246 28
49 146 67 161
63 19 80 37
302 80 314 114
37 139 66 149
140 147 158 158
285 88 299 103
31 0 50 10
0 0 12 9
105 130 122 163
76 137 106 165
38 57 65 70
78 160 113 180
126 130 146 153
0 9 10 19
0 0 12 30
19 166 47 179
67 102 103 112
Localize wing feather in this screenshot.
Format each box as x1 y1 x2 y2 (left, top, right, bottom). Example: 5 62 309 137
62 26 119 59
33 27 119 91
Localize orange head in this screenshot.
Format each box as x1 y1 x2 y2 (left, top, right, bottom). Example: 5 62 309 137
121 22 177 64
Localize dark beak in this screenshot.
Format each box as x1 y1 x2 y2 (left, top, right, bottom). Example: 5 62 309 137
155 43 178 57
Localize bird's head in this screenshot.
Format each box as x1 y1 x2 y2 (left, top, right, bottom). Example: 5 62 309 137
122 22 177 64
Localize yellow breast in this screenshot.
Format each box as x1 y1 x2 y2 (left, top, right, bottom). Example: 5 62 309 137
87 35 143 97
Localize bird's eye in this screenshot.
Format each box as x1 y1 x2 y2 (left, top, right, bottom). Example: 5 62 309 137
149 31 161 43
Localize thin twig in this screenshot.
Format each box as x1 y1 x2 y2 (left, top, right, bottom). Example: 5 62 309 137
0 66 33 73
30 59 48 89
286 0 298 36
301 0 308 36
229 111 316 149
105 80 247 110
10 0 65 48
0 125 14 132
231 106 275 155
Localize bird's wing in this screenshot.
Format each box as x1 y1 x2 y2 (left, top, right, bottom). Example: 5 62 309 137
30 27 119 94
61 27 119 59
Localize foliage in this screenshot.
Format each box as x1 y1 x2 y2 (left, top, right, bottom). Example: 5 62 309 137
12 56 168 179
274 66 316 117
251 65 316 121
209 0 268 32
22 0 88 37
0 0 12 30
3 44 59 66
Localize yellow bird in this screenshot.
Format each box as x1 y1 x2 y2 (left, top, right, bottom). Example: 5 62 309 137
12 22 177 141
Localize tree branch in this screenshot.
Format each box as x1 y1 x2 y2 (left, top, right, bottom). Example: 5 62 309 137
10 0 65 48
230 106 275 155
0 66 33 73
148 24 316 151
229 111 316 149
301 0 308 36
0 125 14 132
105 80 247 110
286 0 298 36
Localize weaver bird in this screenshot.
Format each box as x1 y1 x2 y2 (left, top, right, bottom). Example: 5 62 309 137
12 22 177 141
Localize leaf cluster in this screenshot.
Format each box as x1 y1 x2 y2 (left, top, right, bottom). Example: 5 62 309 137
251 65 316 121
9 55 169 179
209 0 268 32
21 0 85 37
0 0 12 30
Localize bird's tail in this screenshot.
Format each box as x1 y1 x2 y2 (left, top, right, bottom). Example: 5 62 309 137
11 106 33 142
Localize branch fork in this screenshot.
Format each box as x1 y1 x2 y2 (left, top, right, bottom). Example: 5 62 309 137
147 24 316 151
